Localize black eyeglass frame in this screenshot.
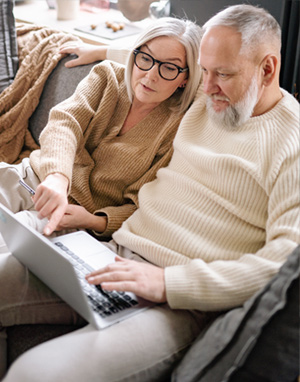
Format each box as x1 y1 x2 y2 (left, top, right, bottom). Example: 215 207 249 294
133 49 189 81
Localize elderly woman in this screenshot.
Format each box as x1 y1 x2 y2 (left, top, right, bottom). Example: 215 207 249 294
0 17 201 240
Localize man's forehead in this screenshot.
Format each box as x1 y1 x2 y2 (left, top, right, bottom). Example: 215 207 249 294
199 27 245 68
200 26 242 52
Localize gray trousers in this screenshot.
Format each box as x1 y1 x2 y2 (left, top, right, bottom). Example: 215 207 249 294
0 159 211 382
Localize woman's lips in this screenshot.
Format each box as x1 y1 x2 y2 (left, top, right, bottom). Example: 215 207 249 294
141 83 155 92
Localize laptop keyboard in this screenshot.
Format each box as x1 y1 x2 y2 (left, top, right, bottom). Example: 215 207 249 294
54 241 138 318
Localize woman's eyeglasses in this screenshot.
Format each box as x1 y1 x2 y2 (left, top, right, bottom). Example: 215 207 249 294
133 50 188 81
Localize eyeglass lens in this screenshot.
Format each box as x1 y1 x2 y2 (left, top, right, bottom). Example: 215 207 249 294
135 51 181 80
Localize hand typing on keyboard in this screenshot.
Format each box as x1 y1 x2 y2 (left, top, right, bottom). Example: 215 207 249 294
54 241 139 317
86 256 167 304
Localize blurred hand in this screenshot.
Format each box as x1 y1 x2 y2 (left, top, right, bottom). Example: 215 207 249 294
33 173 69 235
86 256 167 303
56 204 107 232
59 42 108 68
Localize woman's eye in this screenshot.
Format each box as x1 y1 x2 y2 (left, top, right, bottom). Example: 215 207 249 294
141 55 151 63
163 64 177 72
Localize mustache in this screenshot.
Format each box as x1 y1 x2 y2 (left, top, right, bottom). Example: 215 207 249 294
210 95 230 102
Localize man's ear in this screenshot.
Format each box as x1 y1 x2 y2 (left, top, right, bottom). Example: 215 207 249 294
260 54 278 87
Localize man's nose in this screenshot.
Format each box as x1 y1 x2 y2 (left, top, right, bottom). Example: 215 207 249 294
203 73 218 95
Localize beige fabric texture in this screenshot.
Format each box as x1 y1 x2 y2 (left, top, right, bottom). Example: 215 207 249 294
29 61 182 237
0 24 79 164
114 87 300 311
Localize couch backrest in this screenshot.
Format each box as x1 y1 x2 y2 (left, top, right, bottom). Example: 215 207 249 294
28 56 98 143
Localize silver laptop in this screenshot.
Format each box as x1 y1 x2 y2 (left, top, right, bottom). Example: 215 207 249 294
0 203 153 330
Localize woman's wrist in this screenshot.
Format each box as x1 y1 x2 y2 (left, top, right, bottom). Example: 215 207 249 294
44 172 69 193
89 214 108 233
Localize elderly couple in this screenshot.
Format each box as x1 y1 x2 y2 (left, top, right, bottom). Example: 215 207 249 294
0 4 299 381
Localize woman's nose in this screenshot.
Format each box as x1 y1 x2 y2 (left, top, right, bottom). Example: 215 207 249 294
146 64 160 80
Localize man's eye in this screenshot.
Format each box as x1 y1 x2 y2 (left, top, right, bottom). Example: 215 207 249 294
218 73 228 78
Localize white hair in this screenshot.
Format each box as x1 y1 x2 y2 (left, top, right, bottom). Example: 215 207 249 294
206 74 259 129
125 17 202 114
203 4 281 56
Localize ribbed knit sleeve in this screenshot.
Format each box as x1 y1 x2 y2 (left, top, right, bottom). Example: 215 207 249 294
93 204 137 239
94 143 175 238
114 88 300 311
107 46 130 66
30 61 124 184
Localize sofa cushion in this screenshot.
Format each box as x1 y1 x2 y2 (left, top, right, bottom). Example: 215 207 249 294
7 324 84 366
0 0 18 93
172 245 300 382
28 55 99 143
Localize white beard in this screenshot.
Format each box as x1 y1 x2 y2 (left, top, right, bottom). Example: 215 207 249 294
206 76 259 129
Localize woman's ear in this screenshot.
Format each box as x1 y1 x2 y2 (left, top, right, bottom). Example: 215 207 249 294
179 79 188 89
260 54 278 87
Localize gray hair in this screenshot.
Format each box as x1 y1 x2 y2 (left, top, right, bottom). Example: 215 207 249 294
202 4 281 56
125 17 202 114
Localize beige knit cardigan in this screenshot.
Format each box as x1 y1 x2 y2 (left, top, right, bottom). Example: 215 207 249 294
30 61 183 237
0 24 79 164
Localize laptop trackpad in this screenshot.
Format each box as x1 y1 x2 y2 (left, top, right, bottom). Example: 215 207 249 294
50 231 116 270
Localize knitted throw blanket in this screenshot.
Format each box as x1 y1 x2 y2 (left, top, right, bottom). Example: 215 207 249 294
0 24 79 164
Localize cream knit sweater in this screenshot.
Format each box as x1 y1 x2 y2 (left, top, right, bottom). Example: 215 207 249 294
30 61 183 237
114 84 300 311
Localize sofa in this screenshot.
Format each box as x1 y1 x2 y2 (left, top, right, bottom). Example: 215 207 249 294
6 245 300 382
1 1 299 381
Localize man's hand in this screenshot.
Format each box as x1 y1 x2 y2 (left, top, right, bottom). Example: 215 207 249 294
86 256 167 303
33 173 69 235
56 205 107 233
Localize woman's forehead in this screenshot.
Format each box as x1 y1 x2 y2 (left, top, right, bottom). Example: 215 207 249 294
142 37 187 63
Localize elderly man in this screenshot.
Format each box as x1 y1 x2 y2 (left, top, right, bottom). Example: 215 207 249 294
1 4 299 382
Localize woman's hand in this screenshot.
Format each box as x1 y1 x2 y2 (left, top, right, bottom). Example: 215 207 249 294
59 42 108 68
86 256 167 303
33 173 69 235
55 205 107 232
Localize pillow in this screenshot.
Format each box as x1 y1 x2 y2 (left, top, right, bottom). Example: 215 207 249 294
28 55 99 143
0 0 18 93
172 245 300 382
